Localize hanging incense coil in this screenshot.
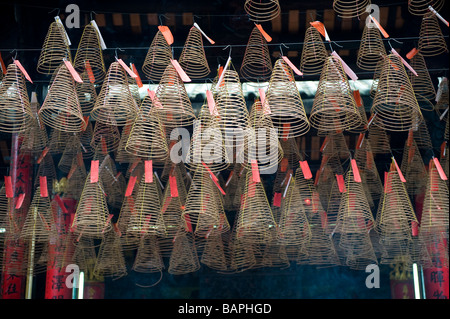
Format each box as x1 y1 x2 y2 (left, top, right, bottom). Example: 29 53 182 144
310 56 362 133
76 70 98 115
142 30 172 82
73 23 106 84
356 24 387 71
115 121 138 164
0 63 34 133
47 129 70 155
90 62 138 126
374 169 418 264
347 93 369 134
299 26 329 76
100 155 126 210
335 231 378 270
369 57 386 99
419 160 449 237
240 26 272 82
320 132 351 159
279 138 302 172
125 96 169 163
168 227 201 275
244 0 281 22
226 234 257 272
182 166 230 239
127 173 166 237
200 234 228 271
412 117 433 150
34 152 57 196
71 170 111 238
401 139 428 197
179 26 210 79
78 119 95 159
277 176 311 248
91 121 121 153
366 119 391 155
185 103 230 173
243 100 283 174
128 75 141 107
257 243 291 269
408 0 445 16
39 63 85 133
332 0 371 18
265 58 310 138
408 52 436 101
58 134 82 173
223 164 245 211
132 235 165 273
36 21 71 74
20 187 55 242
20 117 49 155
233 171 277 244
65 154 88 199
435 78 448 116
93 230 127 279
214 67 250 146
371 54 423 131
418 12 449 57
154 63 196 129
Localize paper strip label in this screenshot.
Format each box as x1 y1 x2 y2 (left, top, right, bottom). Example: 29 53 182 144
54 194 68 213
4 176 13 198
428 5 449 27
90 20 107 50
391 49 418 76
125 175 137 197
0 52 6 75
251 160 261 183
145 160 153 183
170 59 191 82
193 22 215 44
299 160 313 179
131 63 143 88
356 133 365 150
310 21 330 41
351 159 362 182
433 157 448 180
331 51 358 81
40 176 49 197
158 25 174 45
202 162 219 182
282 56 303 76
37 147 50 164
215 56 231 91
85 60 96 83
13 59 33 83
55 16 71 45
90 160 99 183
116 58 137 78
15 193 25 209
392 157 406 182
369 15 389 38
353 90 363 107
255 23 272 42
273 192 282 207
406 48 418 60
169 175 179 198
206 90 218 116
336 174 346 193
64 59 83 83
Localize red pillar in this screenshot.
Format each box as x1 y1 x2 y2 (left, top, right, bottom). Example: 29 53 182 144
423 235 449 299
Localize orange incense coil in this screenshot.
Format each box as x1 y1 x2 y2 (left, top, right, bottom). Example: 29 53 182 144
132 235 165 273
154 63 196 129
244 0 281 22
20 187 55 242
142 30 172 82
332 0 371 18
76 70 98 115
408 0 445 16
265 58 310 138
38 63 85 133
408 52 436 101
168 227 201 275
240 26 273 82
73 23 106 84
182 166 230 238
309 56 362 133
418 12 449 57
179 26 210 79
299 26 329 76
0 63 34 133
90 62 138 126
93 230 128 279
371 54 423 131
357 24 387 71
36 21 72 75
125 96 169 164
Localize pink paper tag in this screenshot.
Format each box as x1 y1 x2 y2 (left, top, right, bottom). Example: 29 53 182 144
336 174 346 193
281 56 303 76
184 213 193 232
15 193 25 209
145 160 153 183
40 176 48 197
169 175 179 198
63 60 83 83
433 157 448 180
251 160 261 183
206 90 218 116
211 176 226 195
255 23 272 42
170 59 191 82
350 159 362 183
391 49 418 77
116 58 137 78
299 160 313 179
331 51 358 81
125 175 137 197
13 59 33 83
90 160 99 183
392 157 407 182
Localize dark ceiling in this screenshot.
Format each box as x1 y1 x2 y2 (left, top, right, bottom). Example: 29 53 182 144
1 0 449 84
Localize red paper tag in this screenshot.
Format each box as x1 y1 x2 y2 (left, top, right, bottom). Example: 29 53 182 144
15 193 25 209
102 214 114 233
251 160 260 183
170 59 191 82
433 157 448 180
310 21 330 41
116 58 137 78
202 162 218 182
90 160 99 183
273 192 282 207
282 123 290 140
13 59 33 83
64 60 83 83
211 176 226 195
320 136 329 153
350 159 362 183
0 52 6 75
54 194 68 213
320 211 328 229
169 175 179 198
145 160 153 183
392 157 406 182
255 23 272 42
369 15 389 38
184 214 193 232
158 25 174 45
411 221 419 236
406 48 418 60
225 171 234 188
37 147 50 164
356 133 365 150
40 176 49 197
4 176 13 198
336 174 346 193
131 63 143 88
282 56 303 76
353 90 363 107
85 60 95 83
299 160 313 179
125 175 137 197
